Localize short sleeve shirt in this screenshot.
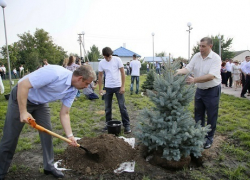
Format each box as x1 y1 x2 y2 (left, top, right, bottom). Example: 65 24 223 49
18 65 77 107
98 56 123 88
186 50 221 89
130 60 141 76
66 63 80 72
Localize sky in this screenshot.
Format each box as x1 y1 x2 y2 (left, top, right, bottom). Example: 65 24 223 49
0 0 249 60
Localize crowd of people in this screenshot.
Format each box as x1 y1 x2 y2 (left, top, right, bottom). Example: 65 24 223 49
221 56 250 98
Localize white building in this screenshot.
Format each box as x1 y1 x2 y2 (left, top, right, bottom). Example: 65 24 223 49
232 50 250 62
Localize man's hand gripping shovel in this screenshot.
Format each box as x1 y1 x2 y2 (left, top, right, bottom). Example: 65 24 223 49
28 118 99 161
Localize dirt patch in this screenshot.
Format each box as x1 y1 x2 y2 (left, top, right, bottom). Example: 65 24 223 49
202 135 226 160
95 110 105 115
58 134 137 175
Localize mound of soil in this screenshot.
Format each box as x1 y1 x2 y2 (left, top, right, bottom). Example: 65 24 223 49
58 134 136 175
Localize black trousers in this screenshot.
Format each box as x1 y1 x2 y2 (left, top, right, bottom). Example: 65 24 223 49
226 71 232 87
241 75 250 96
0 86 54 178
104 87 130 127
195 85 221 143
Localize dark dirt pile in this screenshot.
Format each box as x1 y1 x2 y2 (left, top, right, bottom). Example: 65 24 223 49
58 134 137 175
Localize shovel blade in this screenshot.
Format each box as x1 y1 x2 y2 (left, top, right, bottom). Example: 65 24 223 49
79 145 100 162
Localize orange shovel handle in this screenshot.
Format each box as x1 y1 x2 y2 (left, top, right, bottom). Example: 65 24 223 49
28 118 80 147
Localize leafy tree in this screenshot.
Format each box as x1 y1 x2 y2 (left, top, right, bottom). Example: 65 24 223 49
136 61 210 161
86 45 102 62
155 51 166 57
1 42 21 69
1 28 67 72
191 35 234 60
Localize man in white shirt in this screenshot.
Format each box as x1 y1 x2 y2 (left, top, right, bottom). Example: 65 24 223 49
1 65 6 80
240 56 249 89
98 47 131 134
19 65 24 78
225 59 233 87
240 56 250 98
176 37 221 149
129 54 141 95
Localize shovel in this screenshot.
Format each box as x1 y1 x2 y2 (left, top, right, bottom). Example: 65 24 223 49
28 118 99 161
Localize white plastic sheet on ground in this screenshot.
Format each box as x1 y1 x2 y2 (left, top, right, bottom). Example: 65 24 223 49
114 136 136 173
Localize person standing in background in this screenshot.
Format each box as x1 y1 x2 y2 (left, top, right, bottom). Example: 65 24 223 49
130 54 141 95
19 65 24 78
225 59 233 87
13 68 17 79
98 47 131 134
1 65 6 80
231 60 241 91
146 62 150 72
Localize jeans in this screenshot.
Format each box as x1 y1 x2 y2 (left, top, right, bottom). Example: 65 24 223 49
130 76 139 94
156 68 161 75
105 87 130 127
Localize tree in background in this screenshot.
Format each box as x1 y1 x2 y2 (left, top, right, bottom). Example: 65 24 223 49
86 45 102 62
136 61 210 162
1 28 67 72
1 42 20 69
155 51 166 57
141 70 155 91
191 35 234 60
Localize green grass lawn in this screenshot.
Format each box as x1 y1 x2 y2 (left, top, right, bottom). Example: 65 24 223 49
0 75 250 179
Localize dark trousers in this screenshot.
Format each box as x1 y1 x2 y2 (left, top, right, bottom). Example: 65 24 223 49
156 68 161 75
0 86 55 178
195 85 221 144
241 73 245 88
241 75 250 96
86 93 99 100
241 73 250 93
226 71 232 87
105 87 130 127
130 76 139 94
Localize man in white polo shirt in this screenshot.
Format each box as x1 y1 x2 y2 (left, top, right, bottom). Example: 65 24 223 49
130 54 141 95
176 37 221 149
98 47 131 134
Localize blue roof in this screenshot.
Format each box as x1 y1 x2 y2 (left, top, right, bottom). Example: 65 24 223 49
113 47 141 57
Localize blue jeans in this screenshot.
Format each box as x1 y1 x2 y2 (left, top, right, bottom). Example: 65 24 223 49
130 76 139 94
105 87 130 127
156 68 160 75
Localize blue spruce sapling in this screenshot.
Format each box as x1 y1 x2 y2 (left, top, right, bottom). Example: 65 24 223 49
136 61 210 161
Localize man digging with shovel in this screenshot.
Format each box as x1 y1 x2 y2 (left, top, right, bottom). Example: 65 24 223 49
0 65 96 179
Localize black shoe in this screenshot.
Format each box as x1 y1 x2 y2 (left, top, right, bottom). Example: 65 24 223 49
124 126 131 134
241 95 247 98
44 169 64 178
130 91 133 95
204 142 212 149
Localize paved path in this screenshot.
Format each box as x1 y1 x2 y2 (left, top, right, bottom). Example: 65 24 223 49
221 86 250 100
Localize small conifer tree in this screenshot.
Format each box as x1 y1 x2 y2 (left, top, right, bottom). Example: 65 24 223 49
141 70 155 91
136 61 210 161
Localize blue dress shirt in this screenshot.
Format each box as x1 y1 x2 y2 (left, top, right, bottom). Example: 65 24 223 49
19 65 77 107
